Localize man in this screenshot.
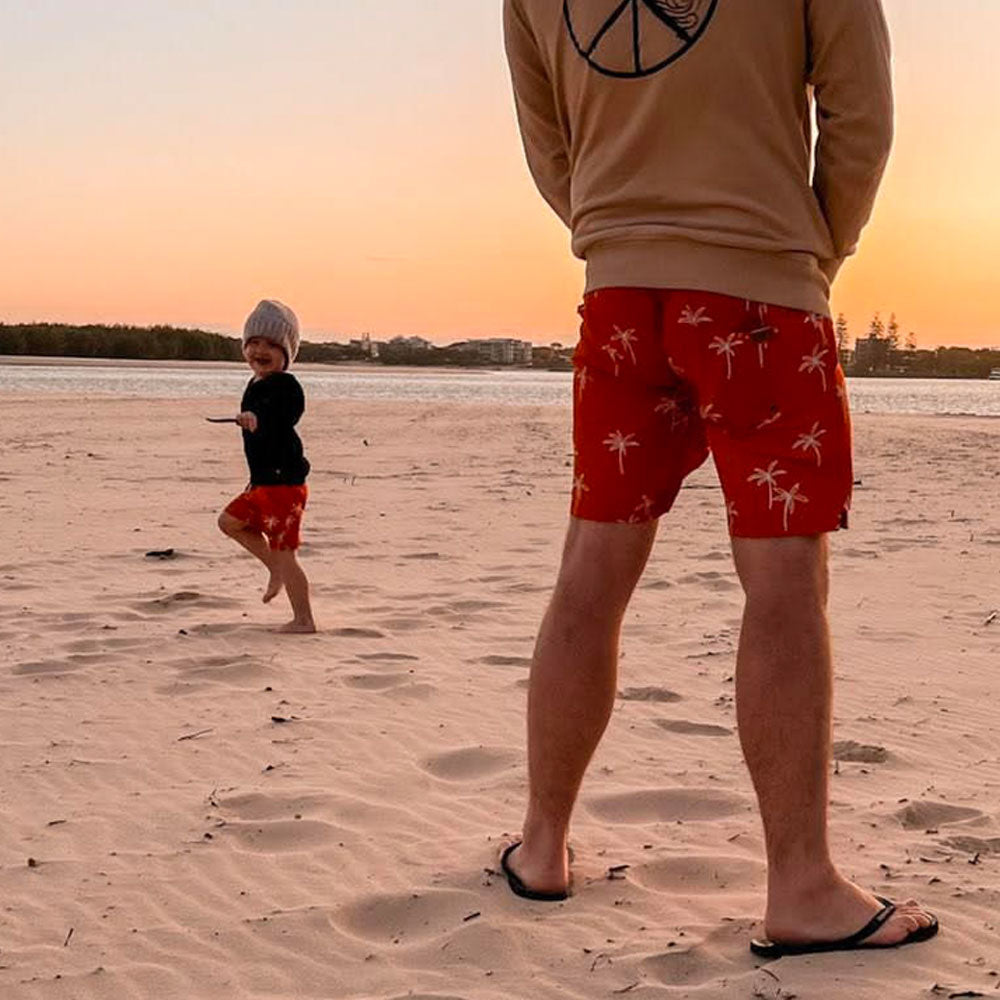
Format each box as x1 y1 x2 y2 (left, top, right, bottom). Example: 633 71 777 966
502 0 938 956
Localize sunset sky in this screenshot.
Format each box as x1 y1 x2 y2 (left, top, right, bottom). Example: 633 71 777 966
1 1 997 347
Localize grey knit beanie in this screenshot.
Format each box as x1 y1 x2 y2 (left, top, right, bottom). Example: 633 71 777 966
243 299 300 368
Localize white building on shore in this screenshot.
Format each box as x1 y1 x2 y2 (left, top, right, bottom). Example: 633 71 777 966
453 338 534 366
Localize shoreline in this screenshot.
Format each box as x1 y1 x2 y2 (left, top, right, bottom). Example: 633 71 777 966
1 354 998 381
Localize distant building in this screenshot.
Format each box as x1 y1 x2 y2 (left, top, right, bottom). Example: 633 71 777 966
453 338 534 366
386 335 433 352
349 333 379 359
852 333 892 374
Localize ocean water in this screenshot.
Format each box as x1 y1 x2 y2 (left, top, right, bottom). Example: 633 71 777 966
1 361 999 417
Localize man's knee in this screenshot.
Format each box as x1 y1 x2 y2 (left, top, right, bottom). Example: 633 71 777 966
553 518 657 619
733 535 829 610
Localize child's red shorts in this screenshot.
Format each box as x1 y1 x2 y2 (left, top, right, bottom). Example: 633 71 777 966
573 288 853 538
224 484 308 551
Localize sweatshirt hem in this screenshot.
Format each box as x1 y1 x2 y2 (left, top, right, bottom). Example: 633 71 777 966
584 240 832 316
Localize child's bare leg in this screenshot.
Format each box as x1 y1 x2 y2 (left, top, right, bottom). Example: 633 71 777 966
218 512 283 602
270 549 316 633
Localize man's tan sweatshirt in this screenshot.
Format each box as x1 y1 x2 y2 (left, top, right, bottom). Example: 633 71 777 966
503 0 894 315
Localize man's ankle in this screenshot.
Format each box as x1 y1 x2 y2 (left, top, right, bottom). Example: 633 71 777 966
767 856 839 898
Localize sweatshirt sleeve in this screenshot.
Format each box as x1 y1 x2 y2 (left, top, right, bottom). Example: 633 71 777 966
503 0 572 227
807 0 894 282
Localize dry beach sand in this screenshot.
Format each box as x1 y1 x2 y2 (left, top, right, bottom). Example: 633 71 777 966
1 395 999 1000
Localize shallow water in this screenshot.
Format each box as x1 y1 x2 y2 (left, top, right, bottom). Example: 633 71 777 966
1 361 998 417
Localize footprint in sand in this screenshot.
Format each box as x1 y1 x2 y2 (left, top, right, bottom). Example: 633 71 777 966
832 740 888 764
676 571 739 593
381 682 436 700
334 889 482 944
343 672 411 691
222 819 346 853
332 627 386 639
132 591 240 613
587 787 747 824
447 600 507 613
619 686 682 704
642 920 756 987
165 653 274 688
63 636 147 653
420 746 519 782
220 791 332 821
943 835 1000 856
656 719 733 738
479 654 532 668
373 616 424 632
12 658 89 677
632 854 766 894
840 547 880 560
895 800 983 830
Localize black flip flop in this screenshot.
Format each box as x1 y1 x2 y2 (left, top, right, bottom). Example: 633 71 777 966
750 896 939 958
500 842 570 902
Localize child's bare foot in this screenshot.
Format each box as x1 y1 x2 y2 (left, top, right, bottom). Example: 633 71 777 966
263 573 283 604
276 619 317 634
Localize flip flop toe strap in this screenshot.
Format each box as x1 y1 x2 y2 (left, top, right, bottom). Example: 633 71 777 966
841 899 897 948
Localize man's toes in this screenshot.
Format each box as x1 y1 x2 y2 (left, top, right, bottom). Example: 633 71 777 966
897 900 934 926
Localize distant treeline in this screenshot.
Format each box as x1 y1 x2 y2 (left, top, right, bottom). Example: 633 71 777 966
0 322 242 361
0 323 368 364
0 323 523 369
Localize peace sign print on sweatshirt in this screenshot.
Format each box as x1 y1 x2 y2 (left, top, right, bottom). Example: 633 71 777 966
563 0 719 78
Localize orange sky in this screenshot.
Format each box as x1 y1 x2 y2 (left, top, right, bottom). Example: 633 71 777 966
0 1 997 348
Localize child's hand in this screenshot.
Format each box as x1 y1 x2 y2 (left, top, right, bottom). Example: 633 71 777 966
236 411 259 432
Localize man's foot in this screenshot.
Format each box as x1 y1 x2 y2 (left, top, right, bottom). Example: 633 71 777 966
500 841 571 901
263 573 283 604
275 619 317 634
759 873 937 954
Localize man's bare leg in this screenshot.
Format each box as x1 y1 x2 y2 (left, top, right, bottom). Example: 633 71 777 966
271 549 316 634
508 518 658 894
734 535 935 945
218 512 282 601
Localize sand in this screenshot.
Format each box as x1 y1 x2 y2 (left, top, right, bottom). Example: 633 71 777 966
0 395 998 1000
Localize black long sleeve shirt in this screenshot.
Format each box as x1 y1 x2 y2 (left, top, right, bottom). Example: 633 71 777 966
240 372 310 486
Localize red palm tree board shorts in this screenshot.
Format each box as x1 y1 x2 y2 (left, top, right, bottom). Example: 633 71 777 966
225 485 308 551
572 289 852 538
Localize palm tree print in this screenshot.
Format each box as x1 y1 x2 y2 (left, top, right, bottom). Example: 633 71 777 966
611 325 639 364
747 460 787 508
602 344 621 377
709 333 745 380
699 403 722 424
755 409 783 431
631 495 655 522
655 396 688 431
679 305 713 327
793 422 827 466
799 345 830 392
603 430 640 475
575 366 590 399
804 312 825 332
572 473 590 507
774 483 809 532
